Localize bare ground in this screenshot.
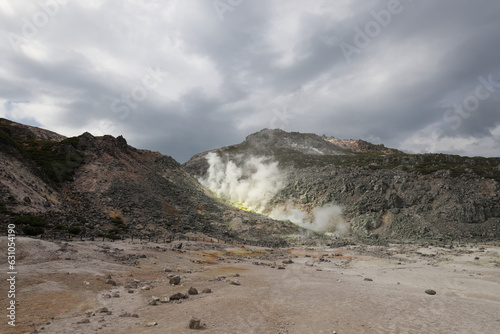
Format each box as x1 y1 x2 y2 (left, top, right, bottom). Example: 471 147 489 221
1 237 500 334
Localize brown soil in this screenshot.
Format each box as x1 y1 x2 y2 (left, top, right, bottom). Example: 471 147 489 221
1 237 500 334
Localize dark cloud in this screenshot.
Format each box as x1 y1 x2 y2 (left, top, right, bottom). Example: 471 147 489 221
1 0 499 162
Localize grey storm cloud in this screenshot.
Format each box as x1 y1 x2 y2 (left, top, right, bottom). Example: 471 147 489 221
1 0 499 162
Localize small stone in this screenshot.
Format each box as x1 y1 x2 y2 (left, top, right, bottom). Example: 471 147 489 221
188 287 198 295
282 259 294 264
277 266 285 270
76 319 90 324
106 279 117 286
164 268 172 272
170 275 181 285
112 291 120 298
202 288 212 293
305 262 314 267
160 297 170 303
149 296 160 305
97 307 108 313
425 289 437 295
229 279 240 286
364 278 373 281
170 292 187 300
188 316 202 329
119 312 131 317
139 254 147 258
146 321 157 327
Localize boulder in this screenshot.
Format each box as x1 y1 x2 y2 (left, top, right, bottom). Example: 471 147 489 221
170 275 181 285
188 316 202 329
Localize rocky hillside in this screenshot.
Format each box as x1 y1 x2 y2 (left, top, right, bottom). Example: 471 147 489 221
185 129 500 241
0 119 298 245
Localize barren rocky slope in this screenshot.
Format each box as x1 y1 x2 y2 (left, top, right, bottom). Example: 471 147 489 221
0 119 297 244
185 129 500 241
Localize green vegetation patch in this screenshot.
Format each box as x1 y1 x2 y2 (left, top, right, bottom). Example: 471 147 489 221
15 215 47 235
0 202 15 215
20 136 86 185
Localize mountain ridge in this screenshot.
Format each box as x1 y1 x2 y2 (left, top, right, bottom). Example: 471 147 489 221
0 118 298 246
184 128 500 241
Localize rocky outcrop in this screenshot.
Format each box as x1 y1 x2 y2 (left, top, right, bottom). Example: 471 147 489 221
184 129 500 241
0 119 298 244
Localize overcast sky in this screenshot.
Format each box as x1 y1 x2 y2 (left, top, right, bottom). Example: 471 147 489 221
1 0 499 162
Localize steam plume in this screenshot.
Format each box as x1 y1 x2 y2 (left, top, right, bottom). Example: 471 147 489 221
199 153 348 235
199 152 286 212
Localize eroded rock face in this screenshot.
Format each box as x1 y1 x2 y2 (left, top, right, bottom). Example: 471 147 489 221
0 120 299 245
273 165 500 239
184 129 500 241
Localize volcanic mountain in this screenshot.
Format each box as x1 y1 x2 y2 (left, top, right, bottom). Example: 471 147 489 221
0 119 297 245
184 128 500 241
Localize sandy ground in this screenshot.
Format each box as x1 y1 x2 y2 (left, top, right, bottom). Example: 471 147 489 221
1 237 499 334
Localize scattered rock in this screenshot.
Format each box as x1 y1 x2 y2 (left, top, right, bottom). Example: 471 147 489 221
170 292 188 300
229 279 240 286
149 296 161 305
188 316 202 329
139 254 147 258
106 279 117 286
202 288 212 294
188 287 198 295
164 268 172 272
170 275 181 285
282 259 294 264
425 289 437 295
277 266 286 270
76 319 90 324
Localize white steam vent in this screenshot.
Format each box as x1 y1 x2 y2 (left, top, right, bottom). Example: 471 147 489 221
199 152 348 235
199 152 286 212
